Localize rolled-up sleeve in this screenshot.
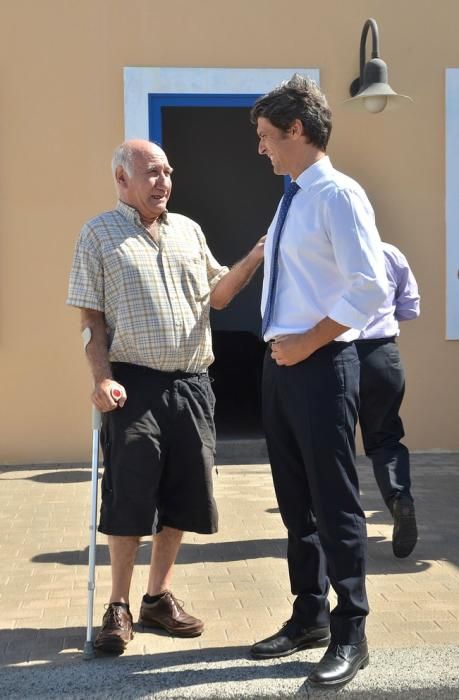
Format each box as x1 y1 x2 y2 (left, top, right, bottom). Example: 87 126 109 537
326 188 388 330
394 255 420 321
66 224 105 311
205 244 229 291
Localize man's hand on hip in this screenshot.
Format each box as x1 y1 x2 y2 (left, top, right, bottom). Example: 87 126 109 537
270 333 318 366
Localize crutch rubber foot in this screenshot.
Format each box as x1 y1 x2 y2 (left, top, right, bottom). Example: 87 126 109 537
83 640 96 660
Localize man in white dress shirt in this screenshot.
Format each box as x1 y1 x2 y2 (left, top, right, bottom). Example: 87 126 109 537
249 75 388 690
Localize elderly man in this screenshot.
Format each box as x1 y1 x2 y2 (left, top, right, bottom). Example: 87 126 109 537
67 139 264 654
249 75 388 690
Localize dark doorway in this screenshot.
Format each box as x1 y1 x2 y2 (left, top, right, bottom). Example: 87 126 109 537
162 105 283 437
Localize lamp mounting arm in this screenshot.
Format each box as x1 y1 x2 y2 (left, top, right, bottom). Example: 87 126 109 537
350 17 381 97
359 18 380 79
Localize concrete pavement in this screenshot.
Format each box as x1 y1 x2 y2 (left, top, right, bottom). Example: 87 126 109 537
0 451 458 698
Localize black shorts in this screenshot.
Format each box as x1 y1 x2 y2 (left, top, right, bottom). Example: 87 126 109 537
98 362 218 537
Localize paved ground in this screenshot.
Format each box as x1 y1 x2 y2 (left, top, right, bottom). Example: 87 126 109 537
0 451 458 698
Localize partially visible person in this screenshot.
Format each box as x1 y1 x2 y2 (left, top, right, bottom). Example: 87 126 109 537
356 242 420 558
67 139 264 655
249 75 388 691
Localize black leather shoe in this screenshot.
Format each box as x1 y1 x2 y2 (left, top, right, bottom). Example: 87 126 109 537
251 620 330 659
392 496 418 558
307 639 369 689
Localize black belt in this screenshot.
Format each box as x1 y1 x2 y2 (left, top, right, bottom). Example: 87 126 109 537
111 361 208 380
354 336 396 344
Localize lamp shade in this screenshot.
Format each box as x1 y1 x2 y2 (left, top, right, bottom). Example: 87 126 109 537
344 19 413 113
345 58 412 112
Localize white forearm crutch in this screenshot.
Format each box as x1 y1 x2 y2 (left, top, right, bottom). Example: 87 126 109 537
82 328 121 659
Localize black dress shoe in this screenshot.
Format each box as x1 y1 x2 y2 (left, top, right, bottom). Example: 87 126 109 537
307 639 369 689
392 496 418 558
251 620 330 659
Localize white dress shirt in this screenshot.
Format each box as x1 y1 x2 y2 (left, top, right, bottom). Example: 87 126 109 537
261 156 388 342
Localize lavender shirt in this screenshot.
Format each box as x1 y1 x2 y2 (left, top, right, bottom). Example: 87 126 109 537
359 242 420 339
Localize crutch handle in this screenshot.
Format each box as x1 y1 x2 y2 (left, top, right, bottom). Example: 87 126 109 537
111 388 122 401
91 387 122 429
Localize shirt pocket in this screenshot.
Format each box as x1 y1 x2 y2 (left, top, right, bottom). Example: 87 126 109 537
169 249 210 302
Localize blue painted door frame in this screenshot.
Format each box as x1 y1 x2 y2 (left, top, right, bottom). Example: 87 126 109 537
148 93 289 191
148 93 259 144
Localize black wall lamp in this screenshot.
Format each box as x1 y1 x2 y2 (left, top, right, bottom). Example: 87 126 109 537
345 18 412 113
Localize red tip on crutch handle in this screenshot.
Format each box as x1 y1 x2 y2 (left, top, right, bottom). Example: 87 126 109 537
111 388 122 402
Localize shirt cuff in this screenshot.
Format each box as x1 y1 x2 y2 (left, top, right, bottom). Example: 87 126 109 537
66 295 105 312
328 297 372 331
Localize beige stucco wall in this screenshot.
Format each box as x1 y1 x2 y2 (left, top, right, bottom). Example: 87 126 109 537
0 0 457 463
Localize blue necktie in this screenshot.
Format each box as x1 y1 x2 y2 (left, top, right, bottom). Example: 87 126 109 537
262 181 300 337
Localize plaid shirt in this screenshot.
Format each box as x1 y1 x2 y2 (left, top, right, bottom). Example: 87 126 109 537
67 201 228 372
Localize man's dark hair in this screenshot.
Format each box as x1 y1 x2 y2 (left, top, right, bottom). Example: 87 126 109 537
250 74 332 151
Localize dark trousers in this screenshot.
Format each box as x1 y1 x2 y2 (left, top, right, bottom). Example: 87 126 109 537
356 338 412 511
262 342 368 644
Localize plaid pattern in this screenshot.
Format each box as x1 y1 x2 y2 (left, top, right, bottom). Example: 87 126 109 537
67 201 228 372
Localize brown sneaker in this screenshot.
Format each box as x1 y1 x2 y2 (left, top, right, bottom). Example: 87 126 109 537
139 591 204 637
93 603 134 654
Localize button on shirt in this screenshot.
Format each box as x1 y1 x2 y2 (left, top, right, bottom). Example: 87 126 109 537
359 242 420 339
261 157 388 342
67 201 229 372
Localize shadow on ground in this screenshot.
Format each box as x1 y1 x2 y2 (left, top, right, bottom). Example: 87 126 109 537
31 536 432 577
0 635 458 700
0 630 312 682
0 464 101 484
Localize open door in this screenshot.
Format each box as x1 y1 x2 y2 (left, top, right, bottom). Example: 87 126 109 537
159 99 283 437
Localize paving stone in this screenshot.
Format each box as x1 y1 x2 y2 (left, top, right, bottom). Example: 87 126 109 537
220 606 272 624
401 608 457 622
417 629 459 644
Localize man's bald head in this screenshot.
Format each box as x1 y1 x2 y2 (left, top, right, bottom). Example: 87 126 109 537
112 140 166 178
111 139 173 226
